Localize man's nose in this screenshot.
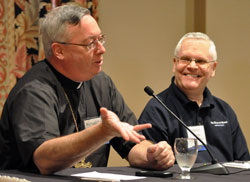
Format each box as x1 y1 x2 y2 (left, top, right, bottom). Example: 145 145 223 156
95 41 106 53
188 60 198 68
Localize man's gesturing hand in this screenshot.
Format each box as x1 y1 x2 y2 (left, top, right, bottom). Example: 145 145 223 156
100 107 151 143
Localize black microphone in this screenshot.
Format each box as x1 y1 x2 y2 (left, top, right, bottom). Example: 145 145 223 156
144 86 229 175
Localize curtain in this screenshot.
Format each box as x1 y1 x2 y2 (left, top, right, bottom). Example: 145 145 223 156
0 0 98 115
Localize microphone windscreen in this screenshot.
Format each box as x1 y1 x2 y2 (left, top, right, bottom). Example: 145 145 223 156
144 86 154 96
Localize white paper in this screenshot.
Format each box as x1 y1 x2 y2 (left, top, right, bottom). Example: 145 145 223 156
71 171 146 181
223 161 250 169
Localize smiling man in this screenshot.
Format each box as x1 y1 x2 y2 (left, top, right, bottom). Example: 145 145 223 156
139 32 250 163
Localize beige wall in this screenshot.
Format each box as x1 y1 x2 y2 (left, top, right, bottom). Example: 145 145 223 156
97 0 250 166
206 0 250 159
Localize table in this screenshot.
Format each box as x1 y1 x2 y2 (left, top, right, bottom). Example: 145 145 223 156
0 164 249 182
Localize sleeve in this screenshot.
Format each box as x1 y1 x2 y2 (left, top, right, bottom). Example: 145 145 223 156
108 79 137 126
89 72 138 126
101 73 138 158
8 81 60 169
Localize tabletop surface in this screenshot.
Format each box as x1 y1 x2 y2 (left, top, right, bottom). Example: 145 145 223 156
0 163 250 182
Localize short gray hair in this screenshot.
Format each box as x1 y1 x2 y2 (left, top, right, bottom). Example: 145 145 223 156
174 32 217 61
40 5 90 59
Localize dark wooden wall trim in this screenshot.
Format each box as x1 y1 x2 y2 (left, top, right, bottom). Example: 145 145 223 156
186 0 206 33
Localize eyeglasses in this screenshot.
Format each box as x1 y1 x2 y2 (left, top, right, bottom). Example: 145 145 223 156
175 56 215 66
56 34 106 50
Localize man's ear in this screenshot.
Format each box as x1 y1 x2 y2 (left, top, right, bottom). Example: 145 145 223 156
210 61 218 78
51 43 64 60
172 57 177 73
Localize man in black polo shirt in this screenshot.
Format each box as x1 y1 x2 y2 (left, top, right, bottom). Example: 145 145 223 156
139 32 250 163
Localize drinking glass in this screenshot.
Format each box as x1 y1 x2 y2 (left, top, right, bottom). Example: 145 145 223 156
174 138 198 179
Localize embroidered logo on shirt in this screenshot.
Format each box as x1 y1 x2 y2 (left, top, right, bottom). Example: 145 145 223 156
210 121 228 127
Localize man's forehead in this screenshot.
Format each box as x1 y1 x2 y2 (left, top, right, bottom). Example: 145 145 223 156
179 39 212 59
80 15 101 36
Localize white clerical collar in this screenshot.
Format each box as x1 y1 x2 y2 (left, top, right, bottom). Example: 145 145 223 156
77 82 83 89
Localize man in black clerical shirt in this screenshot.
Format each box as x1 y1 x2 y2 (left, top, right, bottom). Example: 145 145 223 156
0 5 175 175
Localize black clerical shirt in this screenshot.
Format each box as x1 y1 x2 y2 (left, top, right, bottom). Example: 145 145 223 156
0 60 137 171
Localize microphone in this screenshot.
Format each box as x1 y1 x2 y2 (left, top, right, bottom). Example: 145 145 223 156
144 86 229 175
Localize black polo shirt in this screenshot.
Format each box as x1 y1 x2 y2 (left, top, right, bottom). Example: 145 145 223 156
0 60 137 171
139 77 250 163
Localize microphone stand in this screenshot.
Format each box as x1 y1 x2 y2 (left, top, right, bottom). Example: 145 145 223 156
144 86 229 175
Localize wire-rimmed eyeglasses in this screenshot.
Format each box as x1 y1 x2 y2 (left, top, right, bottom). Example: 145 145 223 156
55 34 106 50
175 56 215 66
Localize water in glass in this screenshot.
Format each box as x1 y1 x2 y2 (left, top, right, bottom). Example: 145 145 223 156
174 138 198 179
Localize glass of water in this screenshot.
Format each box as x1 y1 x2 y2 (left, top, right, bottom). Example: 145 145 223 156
174 138 198 179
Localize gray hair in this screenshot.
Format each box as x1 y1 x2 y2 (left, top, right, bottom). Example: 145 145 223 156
174 32 217 61
40 5 90 59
